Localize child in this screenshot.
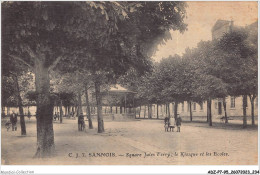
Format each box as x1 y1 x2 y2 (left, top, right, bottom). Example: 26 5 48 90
169 116 175 132
5 121 11 131
53 112 57 121
176 114 182 132
164 116 169 132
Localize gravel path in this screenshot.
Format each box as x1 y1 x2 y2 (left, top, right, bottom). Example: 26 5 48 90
1 117 258 165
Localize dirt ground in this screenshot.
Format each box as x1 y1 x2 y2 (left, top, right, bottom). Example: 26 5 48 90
1 116 258 165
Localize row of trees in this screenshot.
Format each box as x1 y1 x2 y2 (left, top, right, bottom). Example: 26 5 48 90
2 2 188 157
120 25 257 127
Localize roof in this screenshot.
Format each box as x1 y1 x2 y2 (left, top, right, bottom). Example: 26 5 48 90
108 84 136 94
212 19 231 32
110 84 128 91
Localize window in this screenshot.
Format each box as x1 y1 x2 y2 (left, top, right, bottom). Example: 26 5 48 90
230 97 235 108
193 103 196 111
245 97 248 107
182 102 184 112
215 102 218 109
187 102 190 112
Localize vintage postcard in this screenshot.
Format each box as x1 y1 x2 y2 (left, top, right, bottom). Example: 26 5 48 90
1 1 258 174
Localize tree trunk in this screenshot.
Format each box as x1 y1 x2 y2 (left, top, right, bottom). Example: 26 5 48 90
59 100 63 123
144 105 146 118
148 104 152 119
2 106 6 118
168 103 171 118
153 105 155 118
68 106 71 117
147 105 150 118
75 106 77 116
56 106 59 116
164 104 168 116
174 102 178 120
134 107 136 118
120 106 122 114
223 97 228 123
78 91 82 115
64 106 67 117
157 104 159 119
189 101 193 122
84 86 93 129
242 95 247 128
94 81 104 133
139 105 141 118
160 105 163 117
72 106 74 114
34 61 55 158
75 106 78 117
13 75 26 136
172 103 174 115
7 107 10 116
207 98 212 126
249 95 256 126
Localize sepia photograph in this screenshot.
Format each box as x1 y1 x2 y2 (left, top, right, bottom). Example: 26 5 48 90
1 0 258 173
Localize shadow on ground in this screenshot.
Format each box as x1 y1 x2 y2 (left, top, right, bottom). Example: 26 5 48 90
183 120 258 131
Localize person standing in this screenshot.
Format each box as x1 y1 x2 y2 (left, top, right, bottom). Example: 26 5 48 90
28 110 31 120
176 114 182 132
78 112 84 131
53 112 57 121
169 116 175 132
57 112 60 121
164 116 169 132
10 110 17 131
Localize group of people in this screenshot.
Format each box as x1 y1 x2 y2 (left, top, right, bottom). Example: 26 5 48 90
53 111 85 131
6 109 182 134
164 114 182 132
69 111 76 119
53 111 77 121
53 112 60 121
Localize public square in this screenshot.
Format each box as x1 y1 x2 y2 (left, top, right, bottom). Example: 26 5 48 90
1 2 258 174
2 116 258 165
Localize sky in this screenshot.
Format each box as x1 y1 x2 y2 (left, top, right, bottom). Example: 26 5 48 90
152 1 258 62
